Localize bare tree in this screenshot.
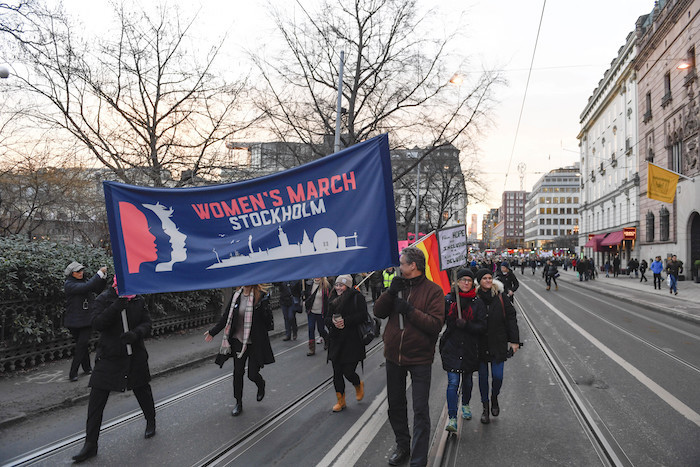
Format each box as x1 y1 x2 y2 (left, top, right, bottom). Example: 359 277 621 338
252 0 502 177
1 1 257 187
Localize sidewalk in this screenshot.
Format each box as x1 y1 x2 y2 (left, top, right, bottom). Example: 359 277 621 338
0 302 306 428
552 267 700 323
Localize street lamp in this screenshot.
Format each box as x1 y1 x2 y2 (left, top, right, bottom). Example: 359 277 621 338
0 66 9 79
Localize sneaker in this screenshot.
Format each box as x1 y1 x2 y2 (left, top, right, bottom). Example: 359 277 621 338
461 405 472 420
316 337 323 344
445 417 458 433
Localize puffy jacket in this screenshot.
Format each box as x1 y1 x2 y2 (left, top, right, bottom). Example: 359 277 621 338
650 260 664 274
64 273 107 328
440 291 487 373
89 288 151 392
374 274 444 366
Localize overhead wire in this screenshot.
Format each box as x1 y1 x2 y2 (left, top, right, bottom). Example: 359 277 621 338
503 0 547 192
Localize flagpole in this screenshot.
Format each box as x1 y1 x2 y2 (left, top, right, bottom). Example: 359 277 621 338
354 231 437 289
648 161 695 182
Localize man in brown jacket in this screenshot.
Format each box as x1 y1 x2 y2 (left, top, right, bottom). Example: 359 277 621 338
374 247 445 466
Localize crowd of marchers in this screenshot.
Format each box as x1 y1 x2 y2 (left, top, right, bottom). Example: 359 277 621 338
61 247 685 465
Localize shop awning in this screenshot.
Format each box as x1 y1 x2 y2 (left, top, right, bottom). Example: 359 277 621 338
584 234 606 248
600 230 625 247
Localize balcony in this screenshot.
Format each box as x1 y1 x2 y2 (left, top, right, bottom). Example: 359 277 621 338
661 92 672 108
610 154 617 168
598 162 606 175
643 110 652 124
684 68 697 87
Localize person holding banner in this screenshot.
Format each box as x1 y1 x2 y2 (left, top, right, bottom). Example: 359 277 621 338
325 274 367 412
374 247 445 467
304 277 331 356
205 284 275 417
72 277 155 463
475 269 520 425
440 268 487 432
63 261 108 382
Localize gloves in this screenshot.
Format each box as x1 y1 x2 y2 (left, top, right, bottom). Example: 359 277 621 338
455 318 466 328
387 276 408 297
120 331 138 345
394 298 413 317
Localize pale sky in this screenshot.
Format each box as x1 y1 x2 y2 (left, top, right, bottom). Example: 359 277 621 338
47 0 653 227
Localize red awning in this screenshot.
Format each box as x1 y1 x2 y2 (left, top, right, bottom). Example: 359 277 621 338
584 234 606 248
600 230 625 247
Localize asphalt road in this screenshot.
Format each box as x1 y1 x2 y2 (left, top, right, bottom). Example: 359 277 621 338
2 281 699 466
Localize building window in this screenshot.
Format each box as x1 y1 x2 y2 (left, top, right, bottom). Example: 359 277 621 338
670 134 683 173
660 207 670 241
643 92 652 123
662 72 672 107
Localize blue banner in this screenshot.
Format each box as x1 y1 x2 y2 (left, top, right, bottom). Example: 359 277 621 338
104 134 398 295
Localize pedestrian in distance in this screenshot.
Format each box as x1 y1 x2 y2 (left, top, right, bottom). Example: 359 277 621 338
382 266 397 292
666 255 684 295
544 259 559 291
495 261 519 303
531 258 537 275
576 257 588 281
475 268 521 425
604 260 611 278
520 260 526 275
304 277 331 355
374 247 445 467
639 259 648 282
72 277 155 463
205 284 275 417
370 269 384 302
325 274 367 412
588 257 597 281
276 280 301 341
651 256 664 289
63 261 108 382
440 268 487 433
613 254 621 278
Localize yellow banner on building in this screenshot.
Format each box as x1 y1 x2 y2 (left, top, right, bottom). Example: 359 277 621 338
647 162 679 203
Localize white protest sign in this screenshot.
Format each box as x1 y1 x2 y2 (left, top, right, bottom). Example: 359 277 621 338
436 225 468 271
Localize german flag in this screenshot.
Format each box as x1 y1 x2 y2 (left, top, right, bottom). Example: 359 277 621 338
413 232 451 295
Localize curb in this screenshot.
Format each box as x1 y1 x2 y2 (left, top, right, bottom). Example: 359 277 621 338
0 325 303 430
555 273 700 325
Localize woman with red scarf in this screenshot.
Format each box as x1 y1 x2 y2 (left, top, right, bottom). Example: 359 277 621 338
439 268 487 432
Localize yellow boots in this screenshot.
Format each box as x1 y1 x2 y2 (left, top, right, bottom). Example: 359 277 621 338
354 381 364 401
333 392 346 412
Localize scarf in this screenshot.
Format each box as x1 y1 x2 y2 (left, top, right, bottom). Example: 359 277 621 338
450 288 477 320
219 288 255 359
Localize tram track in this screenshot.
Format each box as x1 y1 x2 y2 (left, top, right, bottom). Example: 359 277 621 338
3 339 385 467
433 295 632 467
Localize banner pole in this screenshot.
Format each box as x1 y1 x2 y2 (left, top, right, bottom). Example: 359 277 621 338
648 161 695 181
121 309 133 356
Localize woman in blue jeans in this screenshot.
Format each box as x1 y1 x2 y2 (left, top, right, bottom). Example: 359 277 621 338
475 268 521 424
440 268 487 432
303 277 330 356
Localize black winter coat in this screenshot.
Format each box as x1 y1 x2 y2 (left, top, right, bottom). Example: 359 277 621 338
440 291 487 373
477 287 520 363
494 271 519 296
325 288 367 364
210 290 275 366
64 273 107 329
89 288 152 392
276 281 302 307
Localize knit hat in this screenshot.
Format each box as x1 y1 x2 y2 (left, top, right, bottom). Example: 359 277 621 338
64 261 85 277
476 268 492 284
335 274 353 288
456 268 474 281
501 261 510 270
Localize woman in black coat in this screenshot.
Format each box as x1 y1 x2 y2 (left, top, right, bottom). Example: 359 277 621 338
63 261 107 381
475 268 520 425
440 268 487 431
205 284 275 417
324 274 367 412
72 277 155 463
